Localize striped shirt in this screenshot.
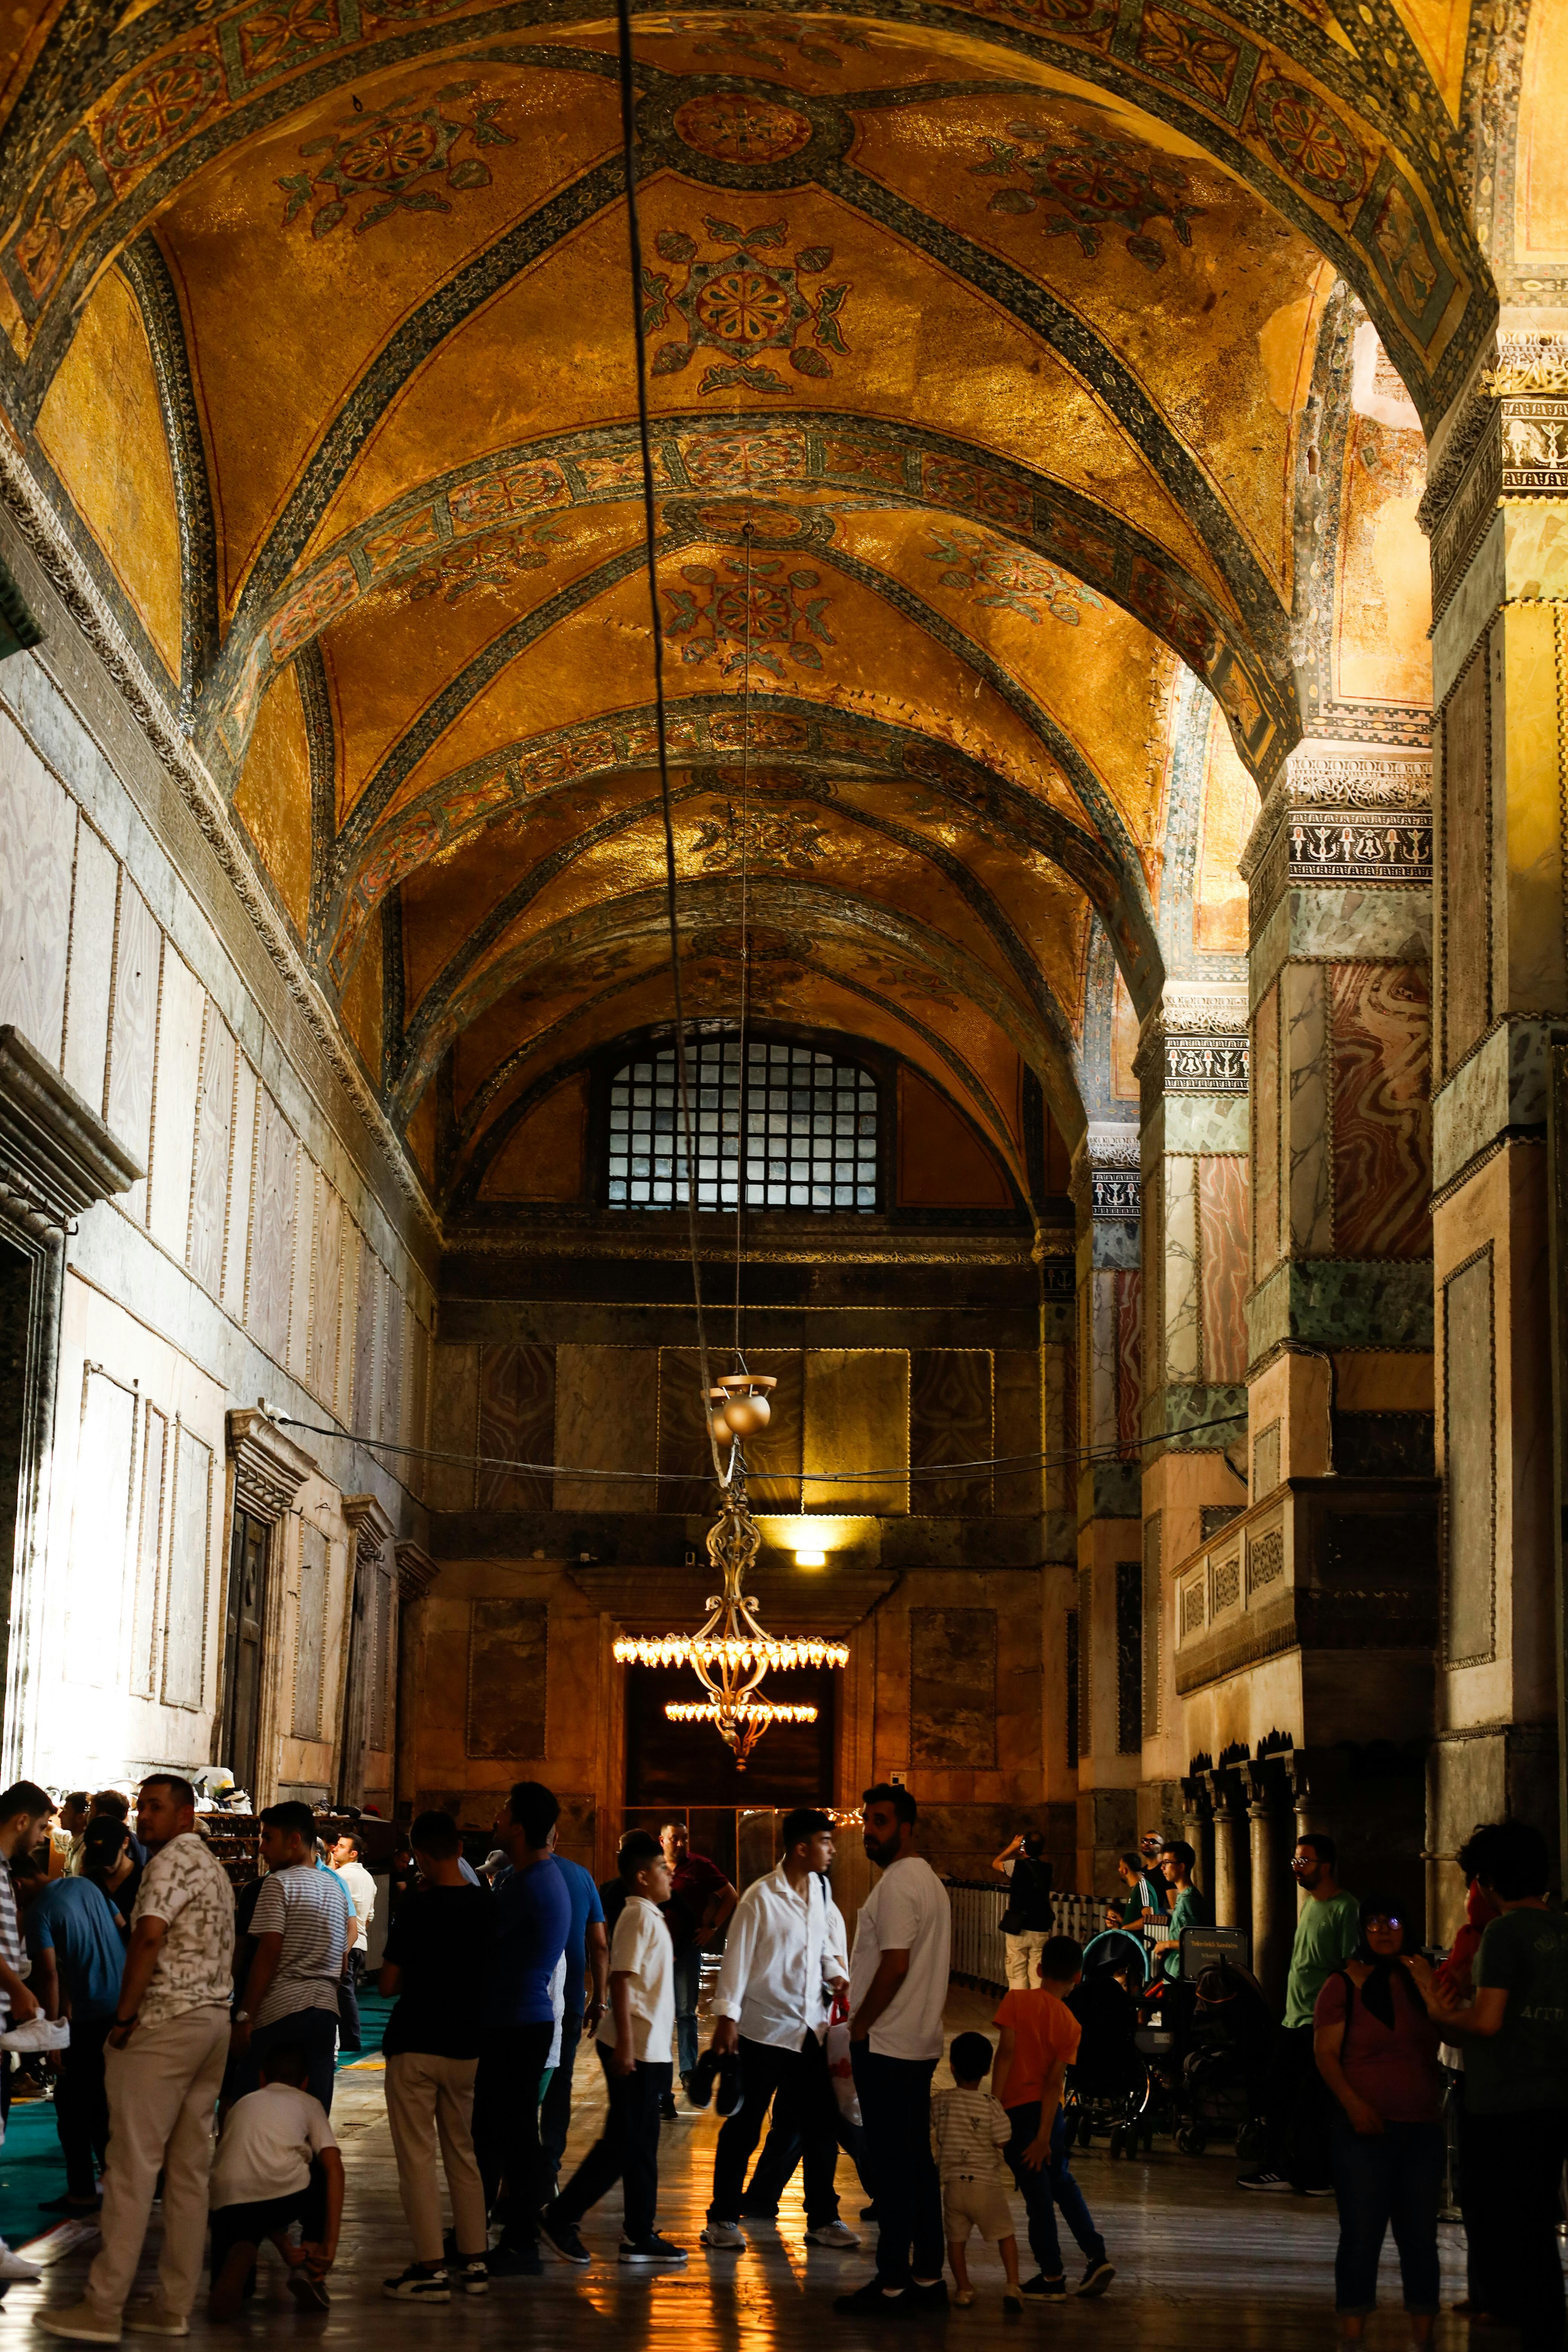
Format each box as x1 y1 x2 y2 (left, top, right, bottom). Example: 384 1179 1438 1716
0 1862 22 2020
930 2084 1012 2182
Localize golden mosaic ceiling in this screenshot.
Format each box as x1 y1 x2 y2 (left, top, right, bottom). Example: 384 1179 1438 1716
0 0 1474 1205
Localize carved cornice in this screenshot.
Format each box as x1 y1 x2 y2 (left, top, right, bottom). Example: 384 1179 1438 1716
1419 338 1568 625
1072 1124 1140 1222
0 439 439 1251
1134 986 1251 1095
1241 749 1433 920
394 1539 438 1600
344 1493 397 1566
0 1023 141 1233
227 1407 317 1524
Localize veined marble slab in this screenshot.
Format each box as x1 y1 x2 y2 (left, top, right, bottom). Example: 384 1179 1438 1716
1433 507 1505 707
1433 1014 1568 1188
1246 1258 1434 1355
1250 892 1432 1011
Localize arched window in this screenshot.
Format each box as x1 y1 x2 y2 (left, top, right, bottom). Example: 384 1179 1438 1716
605 1034 878 1211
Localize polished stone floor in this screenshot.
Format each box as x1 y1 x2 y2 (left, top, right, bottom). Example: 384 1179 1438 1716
0 1996 1499 2349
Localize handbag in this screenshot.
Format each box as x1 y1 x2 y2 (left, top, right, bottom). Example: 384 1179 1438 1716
824 1991 861 2127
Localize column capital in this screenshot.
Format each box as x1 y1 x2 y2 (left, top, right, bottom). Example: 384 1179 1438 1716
1135 984 1251 1098
1071 1122 1140 1223
227 1408 317 1525
1420 332 1568 632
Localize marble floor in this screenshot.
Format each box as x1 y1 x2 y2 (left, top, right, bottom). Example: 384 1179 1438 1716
0 1996 1502 2350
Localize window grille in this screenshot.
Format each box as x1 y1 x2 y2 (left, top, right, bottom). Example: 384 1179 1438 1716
606 1036 877 1211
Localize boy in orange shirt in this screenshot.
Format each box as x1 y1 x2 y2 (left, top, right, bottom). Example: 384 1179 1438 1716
992 1935 1115 2300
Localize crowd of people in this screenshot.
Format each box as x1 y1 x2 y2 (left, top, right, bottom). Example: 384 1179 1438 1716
0 1773 1554 2344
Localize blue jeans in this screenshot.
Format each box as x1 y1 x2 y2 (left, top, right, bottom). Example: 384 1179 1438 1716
1003 2104 1104 2280
673 1944 702 2081
851 2045 944 2289
1328 2113 1444 2316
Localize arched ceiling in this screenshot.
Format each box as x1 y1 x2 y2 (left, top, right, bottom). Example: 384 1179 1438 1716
0 0 1482 1214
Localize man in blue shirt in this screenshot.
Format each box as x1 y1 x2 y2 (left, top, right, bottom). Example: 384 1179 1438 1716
471 1782 570 2274
539 1828 608 2188
19 1862 124 2211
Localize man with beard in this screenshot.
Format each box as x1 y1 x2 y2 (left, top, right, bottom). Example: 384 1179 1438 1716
833 1785 951 2320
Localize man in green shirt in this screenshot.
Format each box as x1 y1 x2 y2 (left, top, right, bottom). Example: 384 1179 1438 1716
1407 1818 1568 2349
1238 1831 1356 2194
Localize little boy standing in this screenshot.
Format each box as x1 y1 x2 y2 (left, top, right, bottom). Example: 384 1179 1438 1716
539 1831 686 2267
992 1935 1115 2300
207 2045 345 2318
930 2031 1023 2311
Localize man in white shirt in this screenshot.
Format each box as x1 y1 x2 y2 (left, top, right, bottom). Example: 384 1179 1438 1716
329 1828 375 2051
700 1807 858 2254
833 1782 952 2321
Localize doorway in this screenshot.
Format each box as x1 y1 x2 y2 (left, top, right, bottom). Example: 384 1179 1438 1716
219 1508 269 1793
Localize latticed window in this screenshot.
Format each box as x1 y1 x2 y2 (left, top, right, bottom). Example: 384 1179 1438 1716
606 1035 878 1211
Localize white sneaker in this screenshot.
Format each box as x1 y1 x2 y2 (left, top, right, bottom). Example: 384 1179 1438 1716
35 2307 119 2343
700 2221 747 2251
0 2017 69 2052
804 2221 861 2250
0 2243 43 2281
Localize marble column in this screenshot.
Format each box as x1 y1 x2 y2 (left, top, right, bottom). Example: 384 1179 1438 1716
1243 1757 1289 2003
340 1492 396 1808
1070 1124 1142 1892
1419 331 1568 1928
1181 1772 1215 1910
1205 1764 1248 1934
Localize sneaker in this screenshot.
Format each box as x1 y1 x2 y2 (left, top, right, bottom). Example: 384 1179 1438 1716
1237 2169 1291 2192
36 2309 121 2345
906 2281 949 2315
1075 2258 1115 2297
123 2306 188 2339
381 2268 449 2302
700 2222 747 2251
0 2016 69 2051
833 2281 909 2318
659 2090 678 2121
1020 2274 1066 2300
805 2222 861 2250
453 2260 490 2298
287 2271 331 2312
1003 2290 1024 2315
538 2213 590 2267
619 2236 686 2265
485 2240 543 2278
0 2245 43 2283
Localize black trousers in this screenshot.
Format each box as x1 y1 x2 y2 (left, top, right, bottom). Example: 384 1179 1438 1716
247 2009 339 2115
337 1954 364 2054
1263 2022 1332 2189
210 2159 329 2272
54 2014 113 2200
1462 2106 1568 2349
710 2031 843 2230
744 2100 873 2213
472 2021 554 2246
851 2046 943 2290
539 2012 583 2177
551 2049 668 2245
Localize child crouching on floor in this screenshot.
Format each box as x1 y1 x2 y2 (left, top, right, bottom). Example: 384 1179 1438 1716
930 2031 1023 2312
207 2044 344 2318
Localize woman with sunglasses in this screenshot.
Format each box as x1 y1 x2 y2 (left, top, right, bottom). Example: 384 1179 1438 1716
1312 1899 1444 2345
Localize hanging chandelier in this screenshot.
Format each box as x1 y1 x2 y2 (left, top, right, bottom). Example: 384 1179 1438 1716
613 1377 849 1767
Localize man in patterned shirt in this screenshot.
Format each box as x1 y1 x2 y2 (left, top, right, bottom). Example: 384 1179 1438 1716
40 1774 235 2345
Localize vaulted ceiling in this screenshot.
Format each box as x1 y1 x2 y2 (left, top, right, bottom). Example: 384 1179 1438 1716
0 0 1480 1211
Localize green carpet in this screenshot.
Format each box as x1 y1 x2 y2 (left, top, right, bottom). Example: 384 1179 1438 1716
0 1995 394 2253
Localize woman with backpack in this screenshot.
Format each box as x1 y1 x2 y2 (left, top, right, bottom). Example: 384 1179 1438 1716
1312 1897 1444 2345
992 1832 1055 1991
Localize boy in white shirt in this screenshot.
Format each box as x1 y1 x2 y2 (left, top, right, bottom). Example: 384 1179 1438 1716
539 1832 685 2268
930 2032 1023 2312
206 2046 345 2319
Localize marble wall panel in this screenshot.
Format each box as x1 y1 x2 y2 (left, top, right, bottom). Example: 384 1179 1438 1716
467 1597 548 1759
1164 1158 1200 1386
1286 963 1334 1256
106 880 160 1220
802 1349 908 1514
1442 1245 1496 1665
910 1349 993 1516
246 1091 296 1368
293 1522 328 1740
311 1184 343 1409
352 1245 381 1438
1441 652 1492 1075
1331 963 1432 1258
222 1058 257 1319
477 1342 554 1511
1253 981 1281 1279
426 1341 479 1513
61 820 116 1109
1114 1269 1143 1451
187 1008 235 1301
407 1318 429 1498
554 1344 659 1514
910 1606 997 1767
995 1348 1042 1516
1198 1156 1250 1383
0 717 73 1066
162 1424 211 1710
381 1281 405 1446
285 1159 314 1384
128 1402 166 1701
66 1368 136 1690
147 947 203 1261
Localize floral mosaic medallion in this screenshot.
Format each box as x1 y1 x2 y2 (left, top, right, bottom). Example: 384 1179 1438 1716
277 78 512 236
926 526 1103 625
665 556 835 677
689 801 831 869
100 51 225 176
1250 77 1366 208
971 122 1204 269
645 216 850 393
674 92 815 162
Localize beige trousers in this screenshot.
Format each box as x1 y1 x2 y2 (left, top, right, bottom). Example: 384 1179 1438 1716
1004 1931 1049 1990
384 2050 487 2264
86 2004 231 2322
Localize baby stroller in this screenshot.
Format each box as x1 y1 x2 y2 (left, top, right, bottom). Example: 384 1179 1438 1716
1161 1957 1271 2160
1063 1929 1153 2160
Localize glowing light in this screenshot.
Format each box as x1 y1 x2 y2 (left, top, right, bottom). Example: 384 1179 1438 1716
795 1548 827 1569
